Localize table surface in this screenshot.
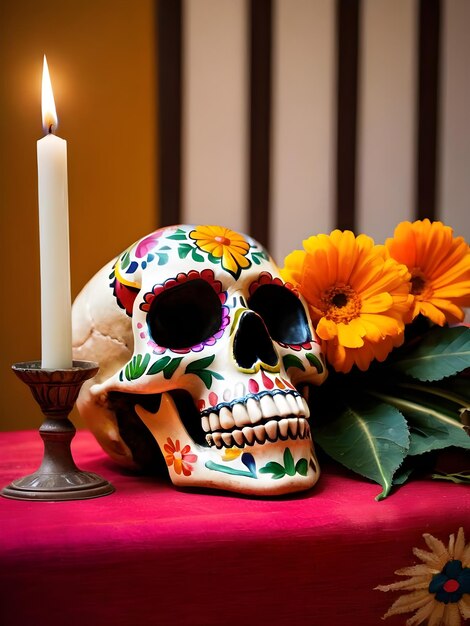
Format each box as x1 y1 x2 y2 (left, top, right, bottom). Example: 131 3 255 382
0 429 468 626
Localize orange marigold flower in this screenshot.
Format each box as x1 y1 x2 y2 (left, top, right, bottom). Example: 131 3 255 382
386 219 470 326
281 230 413 373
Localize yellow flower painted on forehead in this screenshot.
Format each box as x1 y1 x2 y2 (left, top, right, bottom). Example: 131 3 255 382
189 225 251 279
281 229 413 373
386 219 470 326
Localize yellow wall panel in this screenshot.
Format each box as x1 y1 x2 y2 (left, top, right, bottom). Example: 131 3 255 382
0 0 157 430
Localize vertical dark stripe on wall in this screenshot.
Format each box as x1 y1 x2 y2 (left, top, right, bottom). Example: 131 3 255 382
248 0 272 248
157 0 182 226
335 0 361 232
416 0 441 220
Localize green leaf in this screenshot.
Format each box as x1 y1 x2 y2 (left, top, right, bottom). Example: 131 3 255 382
125 353 151 380
194 370 212 389
392 465 414 486
439 376 470 403
396 380 470 408
282 354 305 372
378 393 470 456
184 355 224 389
163 357 183 379
208 252 221 264
313 399 410 500
205 460 257 479
251 248 269 261
185 355 216 372
210 370 224 381
283 448 296 476
167 229 187 241
178 244 193 259
306 353 324 374
147 356 183 380
295 458 308 476
157 253 169 266
187 368 222 389
191 249 204 262
391 326 470 382
120 250 131 270
147 356 171 375
431 470 470 485
259 461 286 479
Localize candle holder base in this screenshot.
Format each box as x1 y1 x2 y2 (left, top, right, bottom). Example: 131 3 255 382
1 470 114 501
1 360 115 502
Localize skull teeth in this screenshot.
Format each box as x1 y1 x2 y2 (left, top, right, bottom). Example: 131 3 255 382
219 406 235 429
273 393 291 417
242 426 255 445
205 418 311 449
202 391 307 429
233 402 250 426
259 395 277 419
245 398 262 423
201 391 312 449
209 413 220 432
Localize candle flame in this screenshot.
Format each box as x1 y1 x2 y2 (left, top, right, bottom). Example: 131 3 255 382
41 55 58 133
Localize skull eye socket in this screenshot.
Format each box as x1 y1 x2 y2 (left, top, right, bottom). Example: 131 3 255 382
147 279 222 350
248 284 312 345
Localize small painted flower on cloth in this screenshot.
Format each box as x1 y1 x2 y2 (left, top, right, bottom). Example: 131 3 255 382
386 219 470 326
376 527 470 625
281 229 413 373
164 438 198 476
189 225 251 278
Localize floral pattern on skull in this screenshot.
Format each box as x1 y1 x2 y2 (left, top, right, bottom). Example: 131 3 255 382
72 224 327 496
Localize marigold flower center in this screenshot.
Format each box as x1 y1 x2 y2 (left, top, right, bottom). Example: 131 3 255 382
410 268 432 299
443 579 460 593
215 235 231 246
322 284 361 323
410 273 425 295
332 292 348 308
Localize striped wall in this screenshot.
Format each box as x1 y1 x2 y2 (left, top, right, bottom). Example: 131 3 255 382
157 0 470 263
439 0 470 239
357 0 416 243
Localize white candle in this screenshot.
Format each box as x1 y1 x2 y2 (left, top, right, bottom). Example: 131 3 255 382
37 55 73 369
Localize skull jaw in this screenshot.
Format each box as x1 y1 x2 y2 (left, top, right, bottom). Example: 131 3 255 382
170 439 320 496
136 393 320 496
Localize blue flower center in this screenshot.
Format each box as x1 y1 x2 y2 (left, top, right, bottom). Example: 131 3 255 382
429 560 470 604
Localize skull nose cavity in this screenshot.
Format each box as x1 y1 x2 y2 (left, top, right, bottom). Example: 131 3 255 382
233 311 278 370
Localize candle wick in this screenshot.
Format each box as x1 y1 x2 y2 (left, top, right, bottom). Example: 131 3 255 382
48 123 54 134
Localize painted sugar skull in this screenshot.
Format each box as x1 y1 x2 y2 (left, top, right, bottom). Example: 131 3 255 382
73 225 327 495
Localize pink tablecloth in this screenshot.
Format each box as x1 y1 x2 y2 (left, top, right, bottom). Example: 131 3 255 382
0 430 468 626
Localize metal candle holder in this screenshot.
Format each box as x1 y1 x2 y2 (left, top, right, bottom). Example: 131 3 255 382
2 360 114 501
